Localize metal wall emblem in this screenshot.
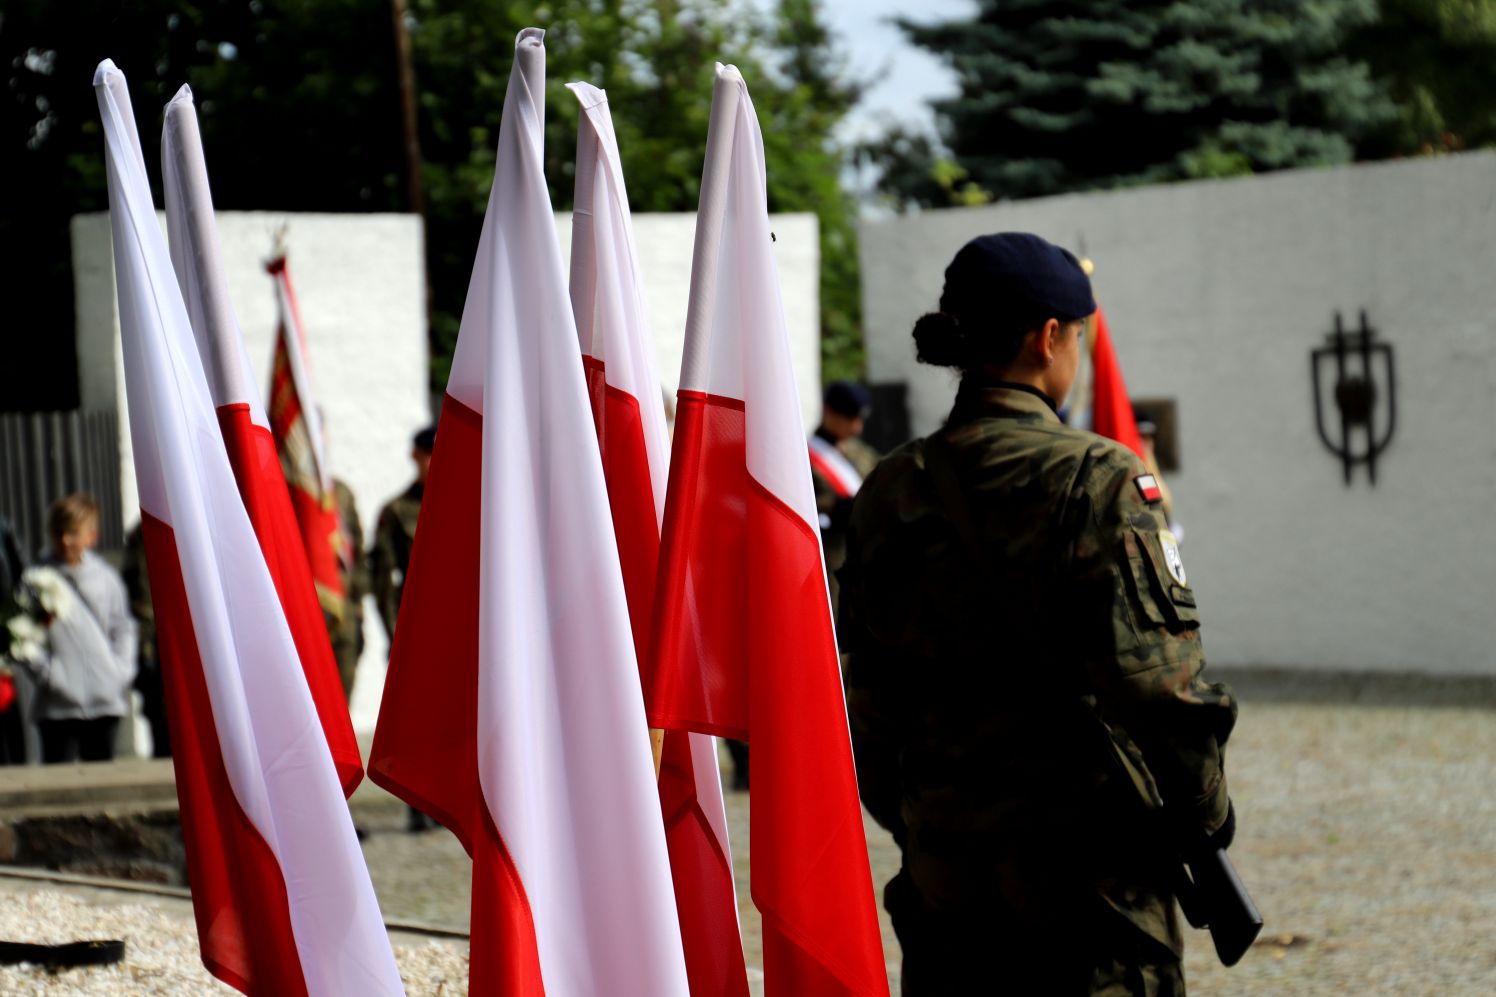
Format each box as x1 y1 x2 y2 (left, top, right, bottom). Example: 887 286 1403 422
1311 311 1395 486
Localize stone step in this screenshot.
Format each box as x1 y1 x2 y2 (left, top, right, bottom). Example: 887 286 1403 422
0 759 178 815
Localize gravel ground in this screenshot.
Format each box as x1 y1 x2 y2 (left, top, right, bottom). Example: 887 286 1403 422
3 691 1494 994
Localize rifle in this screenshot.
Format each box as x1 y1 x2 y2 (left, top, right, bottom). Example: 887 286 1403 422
1174 846 1263 966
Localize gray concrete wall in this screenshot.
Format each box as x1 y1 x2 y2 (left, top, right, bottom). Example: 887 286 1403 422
861 151 1496 675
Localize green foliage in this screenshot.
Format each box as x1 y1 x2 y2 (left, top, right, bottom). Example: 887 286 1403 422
1350 0 1496 155
868 0 1397 208
1 0 867 408
408 0 867 385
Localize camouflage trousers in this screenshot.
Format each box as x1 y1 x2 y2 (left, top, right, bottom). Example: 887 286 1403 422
889 872 1186 997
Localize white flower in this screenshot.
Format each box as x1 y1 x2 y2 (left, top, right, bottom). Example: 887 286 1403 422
22 566 72 622
6 614 46 663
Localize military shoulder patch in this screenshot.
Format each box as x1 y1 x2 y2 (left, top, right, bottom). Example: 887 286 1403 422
1134 474 1163 504
1160 529 1187 585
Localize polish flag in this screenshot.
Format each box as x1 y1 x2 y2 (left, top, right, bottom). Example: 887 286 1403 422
96 61 401 996
1086 307 1146 459
368 31 690 995
645 65 890 997
566 81 748 997
264 254 348 625
161 86 362 796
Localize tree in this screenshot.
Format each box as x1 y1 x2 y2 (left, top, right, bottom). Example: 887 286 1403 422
406 0 868 385
870 0 1396 209
2 0 864 406
1351 0 1496 156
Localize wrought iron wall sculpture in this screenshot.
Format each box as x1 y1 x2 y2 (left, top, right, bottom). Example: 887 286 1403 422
1311 311 1395 486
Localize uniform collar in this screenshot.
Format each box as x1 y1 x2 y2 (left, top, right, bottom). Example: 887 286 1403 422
947 377 1063 427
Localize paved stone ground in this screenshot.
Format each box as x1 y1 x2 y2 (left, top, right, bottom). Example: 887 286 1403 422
358 681 1496 995
4 678 1495 994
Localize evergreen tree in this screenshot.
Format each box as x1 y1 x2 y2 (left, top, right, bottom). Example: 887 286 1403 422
873 0 1395 208
1351 0 1496 156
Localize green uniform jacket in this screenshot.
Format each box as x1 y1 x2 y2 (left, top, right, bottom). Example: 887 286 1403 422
839 380 1235 957
369 481 423 642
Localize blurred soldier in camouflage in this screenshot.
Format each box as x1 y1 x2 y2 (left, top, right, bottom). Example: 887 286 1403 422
840 233 1237 996
328 478 368 700
809 379 881 612
370 425 437 831
370 426 434 645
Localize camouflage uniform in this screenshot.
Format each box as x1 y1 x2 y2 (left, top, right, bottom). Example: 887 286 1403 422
840 380 1236 996
122 524 170 758
369 481 423 643
327 479 368 699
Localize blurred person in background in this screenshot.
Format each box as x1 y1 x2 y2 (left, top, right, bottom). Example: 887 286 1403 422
1134 406 1180 540
328 477 368 703
0 513 28 763
22 495 137 763
370 425 437 830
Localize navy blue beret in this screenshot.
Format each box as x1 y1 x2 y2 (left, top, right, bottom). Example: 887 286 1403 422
940 232 1096 325
412 425 437 452
823 380 872 418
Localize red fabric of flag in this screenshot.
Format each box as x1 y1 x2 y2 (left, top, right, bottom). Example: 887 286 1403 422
1088 307 1146 459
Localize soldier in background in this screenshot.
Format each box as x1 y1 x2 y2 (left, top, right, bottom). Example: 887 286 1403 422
810 380 881 611
839 233 1237 995
370 426 434 646
327 478 368 702
370 425 436 831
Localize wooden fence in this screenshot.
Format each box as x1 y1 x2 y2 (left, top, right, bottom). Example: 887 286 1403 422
0 410 125 559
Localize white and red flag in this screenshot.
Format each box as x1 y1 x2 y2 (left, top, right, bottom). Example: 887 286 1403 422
96 61 401 996
369 30 690 995
645 65 889 996
566 81 748 997
264 253 349 624
161 86 362 796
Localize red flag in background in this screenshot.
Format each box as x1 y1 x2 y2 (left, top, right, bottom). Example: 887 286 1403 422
1087 307 1146 459
162 89 361 798
265 256 348 624
646 65 889 997
567 80 749 997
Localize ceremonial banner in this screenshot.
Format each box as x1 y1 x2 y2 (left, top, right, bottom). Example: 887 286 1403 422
264 254 347 623
369 30 690 996
97 61 401 997
1086 307 1146 458
567 80 748 997
162 86 362 796
645 65 889 997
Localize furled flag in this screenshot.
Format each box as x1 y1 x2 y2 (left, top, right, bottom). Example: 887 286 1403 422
368 30 690 996
1085 307 1146 458
566 80 748 997
645 65 890 997
161 86 362 796
96 61 402 997
264 253 348 624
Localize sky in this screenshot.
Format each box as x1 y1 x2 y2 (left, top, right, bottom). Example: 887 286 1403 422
816 0 974 145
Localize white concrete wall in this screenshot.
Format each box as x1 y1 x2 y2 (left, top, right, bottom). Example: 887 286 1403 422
861 151 1496 676
74 209 821 731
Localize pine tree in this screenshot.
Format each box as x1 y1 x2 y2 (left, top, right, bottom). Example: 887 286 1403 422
876 0 1395 207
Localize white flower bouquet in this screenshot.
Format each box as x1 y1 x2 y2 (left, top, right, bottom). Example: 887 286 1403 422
4 566 73 667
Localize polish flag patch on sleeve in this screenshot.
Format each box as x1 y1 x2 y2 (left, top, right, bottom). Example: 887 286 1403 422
1135 474 1163 504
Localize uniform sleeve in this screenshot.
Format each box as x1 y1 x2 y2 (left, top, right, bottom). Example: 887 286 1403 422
1081 460 1236 847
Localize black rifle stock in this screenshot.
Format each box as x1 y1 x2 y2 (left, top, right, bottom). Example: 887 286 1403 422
1175 847 1263 967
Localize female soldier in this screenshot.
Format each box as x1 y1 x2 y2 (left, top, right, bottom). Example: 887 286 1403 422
839 233 1236 995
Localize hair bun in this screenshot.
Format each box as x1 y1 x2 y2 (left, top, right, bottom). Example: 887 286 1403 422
912 311 968 368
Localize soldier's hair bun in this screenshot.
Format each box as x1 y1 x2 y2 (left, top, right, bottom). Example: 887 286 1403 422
912 311 969 368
